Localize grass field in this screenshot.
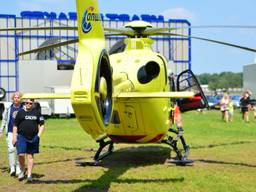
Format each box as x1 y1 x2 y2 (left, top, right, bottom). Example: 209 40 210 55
0 110 256 192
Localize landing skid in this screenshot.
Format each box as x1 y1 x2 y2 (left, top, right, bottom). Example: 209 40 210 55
162 127 193 166
76 135 114 166
166 158 193 166
94 135 114 161
76 129 192 166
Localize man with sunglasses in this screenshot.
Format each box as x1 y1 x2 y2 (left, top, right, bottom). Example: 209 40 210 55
12 99 45 182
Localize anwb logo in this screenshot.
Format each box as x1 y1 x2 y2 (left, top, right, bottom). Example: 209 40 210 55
82 10 92 33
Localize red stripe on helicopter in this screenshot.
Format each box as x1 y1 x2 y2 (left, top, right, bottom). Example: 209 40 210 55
108 135 146 143
148 134 165 143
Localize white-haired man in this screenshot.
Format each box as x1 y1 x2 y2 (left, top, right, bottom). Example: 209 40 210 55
0 91 24 176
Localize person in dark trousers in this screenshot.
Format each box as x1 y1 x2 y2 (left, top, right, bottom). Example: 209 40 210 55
0 91 24 176
12 98 45 182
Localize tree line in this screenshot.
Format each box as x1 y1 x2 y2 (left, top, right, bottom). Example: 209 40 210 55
196 72 242 90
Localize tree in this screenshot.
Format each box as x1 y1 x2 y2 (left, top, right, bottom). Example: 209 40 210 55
197 72 242 90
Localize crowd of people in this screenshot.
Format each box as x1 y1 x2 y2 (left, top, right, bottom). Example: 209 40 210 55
219 89 255 123
0 91 44 183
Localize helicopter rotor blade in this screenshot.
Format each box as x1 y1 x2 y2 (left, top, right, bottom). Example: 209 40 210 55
105 33 127 37
143 28 174 36
143 25 256 36
104 27 135 36
18 38 78 56
172 25 256 30
155 32 256 53
0 26 78 32
2 25 255 33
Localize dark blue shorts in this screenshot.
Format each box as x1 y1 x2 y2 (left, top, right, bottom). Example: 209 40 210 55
17 134 40 154
241 107 249 112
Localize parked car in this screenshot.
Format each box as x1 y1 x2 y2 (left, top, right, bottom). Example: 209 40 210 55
231 95 241 108
206 95 219 109
213 95 222 109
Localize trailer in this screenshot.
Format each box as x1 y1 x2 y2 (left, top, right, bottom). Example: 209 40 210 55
0 100 52 119
0 86 73 118
45 86 74 117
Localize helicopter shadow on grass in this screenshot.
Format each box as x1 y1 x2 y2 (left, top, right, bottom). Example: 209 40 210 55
73 145 185 192
31 145 185 191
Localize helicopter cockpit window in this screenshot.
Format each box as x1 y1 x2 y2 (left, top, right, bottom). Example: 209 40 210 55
109 40 126 55
137 62 160 84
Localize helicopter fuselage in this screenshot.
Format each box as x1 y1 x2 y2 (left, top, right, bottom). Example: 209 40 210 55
105 37 171 143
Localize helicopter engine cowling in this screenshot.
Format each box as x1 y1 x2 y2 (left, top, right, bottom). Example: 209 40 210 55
137 61 160 84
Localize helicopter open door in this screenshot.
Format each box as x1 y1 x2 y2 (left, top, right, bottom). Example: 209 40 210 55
176 69 208 112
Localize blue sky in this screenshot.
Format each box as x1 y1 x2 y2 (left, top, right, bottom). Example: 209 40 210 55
0 0 256 74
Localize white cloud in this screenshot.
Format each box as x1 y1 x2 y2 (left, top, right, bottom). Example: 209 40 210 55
161 7 196 22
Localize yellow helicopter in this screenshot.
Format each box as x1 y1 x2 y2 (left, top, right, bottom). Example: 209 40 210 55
2 0 256 165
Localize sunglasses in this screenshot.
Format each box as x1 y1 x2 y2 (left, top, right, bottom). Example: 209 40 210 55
25 102 33 105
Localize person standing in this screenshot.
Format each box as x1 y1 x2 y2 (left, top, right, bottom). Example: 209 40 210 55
0 91 23 176
12 99 45 182
220 94 229 122
240 90 252 122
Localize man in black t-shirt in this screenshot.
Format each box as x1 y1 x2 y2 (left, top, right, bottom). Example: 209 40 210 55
12 99 45 182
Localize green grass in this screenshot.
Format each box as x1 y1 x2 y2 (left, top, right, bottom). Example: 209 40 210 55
0 110 256 192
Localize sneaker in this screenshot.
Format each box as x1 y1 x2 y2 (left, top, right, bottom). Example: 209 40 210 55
10 167 15 177
16 166 22 177
18 171 25 181
10 171 15 177
27 175 33 183
16 170 21 177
